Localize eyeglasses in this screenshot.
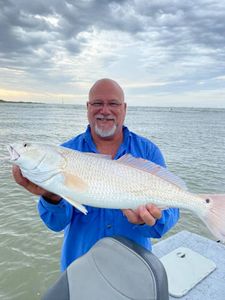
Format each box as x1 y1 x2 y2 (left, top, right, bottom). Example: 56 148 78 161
88 101 123 109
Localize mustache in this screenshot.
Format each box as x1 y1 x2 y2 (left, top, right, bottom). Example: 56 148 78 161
95 114 116 121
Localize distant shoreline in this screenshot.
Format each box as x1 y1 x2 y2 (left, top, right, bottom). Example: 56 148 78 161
0 99 224 110
0 99 39 104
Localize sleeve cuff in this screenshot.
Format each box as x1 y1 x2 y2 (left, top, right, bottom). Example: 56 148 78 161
132 208 179 238
39 196 69 212
132 221 164 238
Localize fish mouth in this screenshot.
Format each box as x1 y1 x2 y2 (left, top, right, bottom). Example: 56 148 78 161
7 145 20 161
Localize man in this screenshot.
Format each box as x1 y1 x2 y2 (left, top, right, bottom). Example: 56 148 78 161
13 78 179 271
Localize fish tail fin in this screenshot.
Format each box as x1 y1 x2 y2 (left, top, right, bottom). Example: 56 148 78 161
198 194 225 242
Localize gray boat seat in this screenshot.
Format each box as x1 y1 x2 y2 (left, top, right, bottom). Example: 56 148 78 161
42 236 169 300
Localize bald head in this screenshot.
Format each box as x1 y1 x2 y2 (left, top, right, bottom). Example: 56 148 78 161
89 78 124 102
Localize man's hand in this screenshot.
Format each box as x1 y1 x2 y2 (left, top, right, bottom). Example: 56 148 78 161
122 204 162 226
12 165 61 202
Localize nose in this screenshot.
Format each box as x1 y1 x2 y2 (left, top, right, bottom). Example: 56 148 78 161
99 103 111 114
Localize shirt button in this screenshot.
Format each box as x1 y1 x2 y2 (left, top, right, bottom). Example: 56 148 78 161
107 224 112 229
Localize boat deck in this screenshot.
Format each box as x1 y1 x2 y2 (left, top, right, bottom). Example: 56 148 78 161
153 230 225 300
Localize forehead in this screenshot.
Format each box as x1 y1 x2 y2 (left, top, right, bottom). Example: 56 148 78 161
89 82 124 102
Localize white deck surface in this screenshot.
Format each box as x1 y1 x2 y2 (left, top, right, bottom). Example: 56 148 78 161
153 230 225 300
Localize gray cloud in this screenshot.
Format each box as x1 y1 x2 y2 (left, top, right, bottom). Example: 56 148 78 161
1 0 225 58
0 0 225 100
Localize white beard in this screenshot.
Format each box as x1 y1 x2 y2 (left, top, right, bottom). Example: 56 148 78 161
94 123 117 138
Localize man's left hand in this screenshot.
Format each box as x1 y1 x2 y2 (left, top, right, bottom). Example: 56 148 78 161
122 204 162 226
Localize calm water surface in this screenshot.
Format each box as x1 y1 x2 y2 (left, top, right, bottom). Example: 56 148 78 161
0 103 225 299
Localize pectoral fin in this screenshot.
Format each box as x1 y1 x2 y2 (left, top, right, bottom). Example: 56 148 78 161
61 172 88 214
62 195 88 215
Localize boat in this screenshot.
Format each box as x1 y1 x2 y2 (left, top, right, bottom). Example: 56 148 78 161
42 230 225 300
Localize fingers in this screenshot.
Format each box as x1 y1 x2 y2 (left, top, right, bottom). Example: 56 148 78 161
122 209 143 224
137 205 157 226
25 181 46 196
12 165 29 187
146 203 162 219
122 204 162 226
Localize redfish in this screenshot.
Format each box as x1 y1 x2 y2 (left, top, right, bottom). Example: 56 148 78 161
7 142 225 242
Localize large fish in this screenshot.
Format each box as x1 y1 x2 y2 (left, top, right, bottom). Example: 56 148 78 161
7 142 225 242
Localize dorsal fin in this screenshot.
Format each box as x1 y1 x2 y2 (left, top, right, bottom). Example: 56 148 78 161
117 154 187 190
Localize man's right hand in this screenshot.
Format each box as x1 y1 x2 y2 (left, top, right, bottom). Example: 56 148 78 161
12 165 61 203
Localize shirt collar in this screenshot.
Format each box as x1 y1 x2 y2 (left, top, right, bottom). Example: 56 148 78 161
84 125 98 153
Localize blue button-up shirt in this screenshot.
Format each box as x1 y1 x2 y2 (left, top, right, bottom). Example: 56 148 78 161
38 126 179 271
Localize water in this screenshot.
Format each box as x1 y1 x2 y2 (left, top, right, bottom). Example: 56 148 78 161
0 103 225 299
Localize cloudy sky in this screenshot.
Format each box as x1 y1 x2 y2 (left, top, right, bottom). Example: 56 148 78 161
0 0 225 107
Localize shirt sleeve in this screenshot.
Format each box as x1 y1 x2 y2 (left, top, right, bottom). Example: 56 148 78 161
38 197 73 232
